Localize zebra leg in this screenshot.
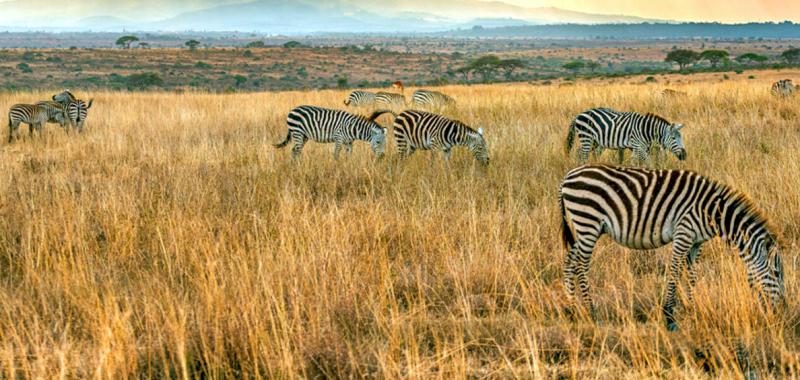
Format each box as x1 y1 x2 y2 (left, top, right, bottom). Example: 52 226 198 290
592 145 604 160
442 148 452 167
577 138 593 163
345 143 353 157
684 243 703 303
565 224 602 318
333 140 343 160
634 147 650 166
617 149 626 164
664 230 693 331
8 120 19 143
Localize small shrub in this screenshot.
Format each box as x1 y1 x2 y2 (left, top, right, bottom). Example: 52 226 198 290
16 62 32 73
645 76 657 83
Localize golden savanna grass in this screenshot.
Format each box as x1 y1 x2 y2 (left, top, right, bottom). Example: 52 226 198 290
1 70 800 378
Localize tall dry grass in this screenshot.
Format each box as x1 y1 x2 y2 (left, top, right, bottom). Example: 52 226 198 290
0 76 799 378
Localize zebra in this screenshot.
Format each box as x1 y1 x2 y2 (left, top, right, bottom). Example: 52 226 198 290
771 79 795 97
411 90 455 109
343 91 376 107
393 110 488 166
8 104 52 142
274 105 393 160
559 164 785 331
566 108 687 165
375 92 406 107
52 90 94 132
34 101 69 130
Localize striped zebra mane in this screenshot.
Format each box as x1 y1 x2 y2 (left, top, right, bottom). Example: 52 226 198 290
713 180 778 242
644 113 672 125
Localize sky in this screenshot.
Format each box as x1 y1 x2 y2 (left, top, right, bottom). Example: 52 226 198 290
503 0 798 23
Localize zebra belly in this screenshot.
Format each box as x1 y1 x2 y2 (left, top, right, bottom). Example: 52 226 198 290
604 217 674 250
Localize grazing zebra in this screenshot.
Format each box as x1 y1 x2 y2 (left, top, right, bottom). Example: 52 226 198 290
393 110 488 165
8 104 51 142
375 92 406 107
771 79 795 97
52 90 94 132
559 164 785 331
343 91 376 107
566 108 687 165
274 105 392 160
411 89 455 109
34 101 69 129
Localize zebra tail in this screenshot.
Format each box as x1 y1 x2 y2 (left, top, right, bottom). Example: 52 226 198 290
559 190 575 252
565 120 576 155
273 132 291 149
344 99 350 106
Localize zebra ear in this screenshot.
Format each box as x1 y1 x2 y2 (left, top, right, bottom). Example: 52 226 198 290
382 127 387 135
674 124 684 131
87 99 94 109
477 127 484 136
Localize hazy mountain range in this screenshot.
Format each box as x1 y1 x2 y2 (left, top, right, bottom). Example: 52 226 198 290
0 0 665 33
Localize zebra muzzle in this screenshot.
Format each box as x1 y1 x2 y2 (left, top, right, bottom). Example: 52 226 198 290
676 149 687 161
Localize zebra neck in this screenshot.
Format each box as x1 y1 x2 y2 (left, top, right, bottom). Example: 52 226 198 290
353 120 372 141
711 188 773 254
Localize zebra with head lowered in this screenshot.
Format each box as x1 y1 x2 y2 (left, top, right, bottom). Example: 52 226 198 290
566 108 687 165
344 91 377 107
559 164 786 331
34 101 69 129
393 110 488 166
274 105 392 160
411 90 455 109
771 79 795 97
52 90 94 132
8 103 64 142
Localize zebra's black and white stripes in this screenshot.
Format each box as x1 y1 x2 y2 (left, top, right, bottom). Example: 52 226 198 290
393 110 488 165
53 90 94 132
344 91 377 107
274 105 392 159
771 79 795 97
375 92 406 107
566 108 687 165
34 101 69 129
559 164 785 331
411 90 455 109
8 104 52 142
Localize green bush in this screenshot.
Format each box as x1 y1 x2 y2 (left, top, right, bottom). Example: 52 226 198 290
126 72 164 89
16 62 32 73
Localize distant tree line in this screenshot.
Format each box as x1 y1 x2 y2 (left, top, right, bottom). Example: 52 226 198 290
664 47 800 71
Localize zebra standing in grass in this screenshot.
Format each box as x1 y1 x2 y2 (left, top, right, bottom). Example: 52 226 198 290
8 104 53 142
52 90 93 132
393 110 488 165
566 108 687 165
274 106 392 160
375 92 406 107
343 91 377 107
771 79 795 97
559 164 785 331
34 101 69 129
411 90 455 109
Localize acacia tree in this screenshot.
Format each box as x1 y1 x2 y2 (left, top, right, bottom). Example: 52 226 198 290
185 40 201 51
586 60 601 73
498 59 524 79
115 35 139 49
736 53 769 65
665 49 699 71
781 48 800 64
700 50 729 68
563 60 585 74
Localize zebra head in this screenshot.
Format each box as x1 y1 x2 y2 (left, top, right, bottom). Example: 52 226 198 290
369 126 387 159
661 124 687 161
53 90 76 104
468 127 489 166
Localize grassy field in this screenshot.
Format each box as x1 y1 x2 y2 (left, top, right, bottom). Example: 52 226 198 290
1 72 800 378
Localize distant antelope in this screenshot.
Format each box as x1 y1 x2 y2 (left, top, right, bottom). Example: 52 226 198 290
771 79 795 97
392 81 404 93
661 89 687 97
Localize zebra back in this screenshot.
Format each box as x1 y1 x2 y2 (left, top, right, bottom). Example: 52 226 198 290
393 110 488 165
411 90 455 108
9 104 48 125
344 91 377 107
375 92 406 107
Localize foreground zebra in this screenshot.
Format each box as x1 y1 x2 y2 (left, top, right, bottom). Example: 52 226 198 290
274 106 392 159
566 108 687 165
393 110 488 165
35 101 69 129
771 79 795 97
343 91 377 107
559 164 785 331
8 103 63 142
375 92 406 107
411 90 455 109
52 90 94 132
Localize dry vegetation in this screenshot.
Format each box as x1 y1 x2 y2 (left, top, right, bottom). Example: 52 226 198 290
1 73 800 378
